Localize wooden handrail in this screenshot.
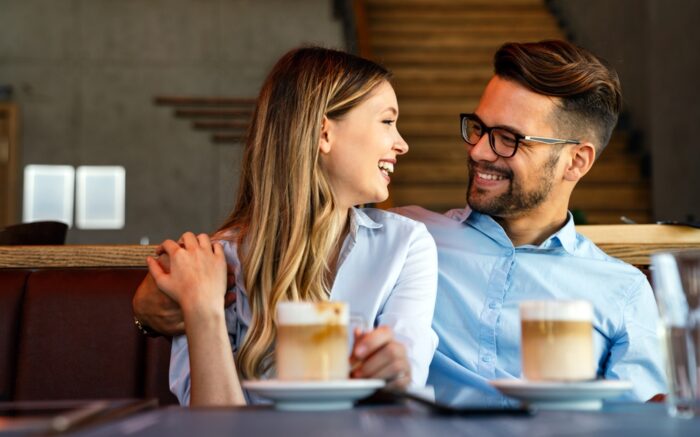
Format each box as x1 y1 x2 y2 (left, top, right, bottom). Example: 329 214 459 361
0 245 155 268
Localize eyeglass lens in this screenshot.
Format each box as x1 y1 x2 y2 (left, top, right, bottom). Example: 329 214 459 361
463 116 518 157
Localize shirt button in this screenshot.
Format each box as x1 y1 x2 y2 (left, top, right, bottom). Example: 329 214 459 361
488 301 498 309
482 355 492 363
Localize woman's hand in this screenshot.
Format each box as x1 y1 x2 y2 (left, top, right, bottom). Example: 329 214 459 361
147 232 227 318
350 326 411 390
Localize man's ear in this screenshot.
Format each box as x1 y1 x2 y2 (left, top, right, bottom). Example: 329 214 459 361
318 116 332 154
563 142 596 182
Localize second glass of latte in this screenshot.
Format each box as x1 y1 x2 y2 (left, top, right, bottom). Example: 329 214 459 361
520 300 595 381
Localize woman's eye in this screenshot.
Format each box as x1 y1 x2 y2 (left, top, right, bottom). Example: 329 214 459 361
383 119 396 126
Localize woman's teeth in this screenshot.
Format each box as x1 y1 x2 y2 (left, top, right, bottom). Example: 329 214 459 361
378 161 394 176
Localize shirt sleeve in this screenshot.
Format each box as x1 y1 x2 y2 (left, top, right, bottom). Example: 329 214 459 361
169 335 192 405
604 275 668 401
376 223 439 387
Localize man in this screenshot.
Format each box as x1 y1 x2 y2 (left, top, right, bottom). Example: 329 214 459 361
134 39 666 404
393 39 665 404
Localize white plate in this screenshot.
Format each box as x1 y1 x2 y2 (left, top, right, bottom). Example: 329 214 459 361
489 379 633 410
242 379 385 411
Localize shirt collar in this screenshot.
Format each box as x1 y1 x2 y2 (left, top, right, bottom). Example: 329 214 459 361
348 207 383 240
465 209 577 254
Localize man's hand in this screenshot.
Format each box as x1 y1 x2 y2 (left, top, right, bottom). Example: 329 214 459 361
350 326 411 390
133 271 186 336
133 238 237 337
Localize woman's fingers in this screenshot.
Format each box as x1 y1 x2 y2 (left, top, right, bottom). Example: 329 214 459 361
350 326 411 387
146 256 169 288
353 339 407 376
197 233 213 250
159 239 182 256
181 232 199 250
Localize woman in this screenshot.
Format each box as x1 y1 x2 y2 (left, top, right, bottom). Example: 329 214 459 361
146 47 438 406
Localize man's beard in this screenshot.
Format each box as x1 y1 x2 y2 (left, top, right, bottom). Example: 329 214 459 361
466 152 559 217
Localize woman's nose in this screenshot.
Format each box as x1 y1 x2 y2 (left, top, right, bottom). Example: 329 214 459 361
394 132 409 155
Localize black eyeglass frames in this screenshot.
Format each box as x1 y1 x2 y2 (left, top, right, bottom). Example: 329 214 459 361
460 113 580 158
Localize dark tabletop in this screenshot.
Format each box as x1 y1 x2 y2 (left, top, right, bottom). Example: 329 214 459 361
68 402 700 437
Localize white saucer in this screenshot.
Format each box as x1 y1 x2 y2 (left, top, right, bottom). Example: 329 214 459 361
242 379 385 411
489 379 633 410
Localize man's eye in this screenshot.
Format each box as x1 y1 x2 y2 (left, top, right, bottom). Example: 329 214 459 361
497 131 517 147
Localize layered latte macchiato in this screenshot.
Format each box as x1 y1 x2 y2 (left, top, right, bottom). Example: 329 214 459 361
520 300 595 381
275 301 349 381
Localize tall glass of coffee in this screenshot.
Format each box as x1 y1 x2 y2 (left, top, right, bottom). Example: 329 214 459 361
520 300 595 381
275 301 349 380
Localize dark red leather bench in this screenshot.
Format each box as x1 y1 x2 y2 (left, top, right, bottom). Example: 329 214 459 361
0 268 176 405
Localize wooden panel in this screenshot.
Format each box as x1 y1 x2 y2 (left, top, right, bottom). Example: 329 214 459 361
0 245 156 268
577 224 700 265
0 103 19 227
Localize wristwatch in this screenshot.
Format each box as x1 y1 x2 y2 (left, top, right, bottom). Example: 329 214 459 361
133 317 160 338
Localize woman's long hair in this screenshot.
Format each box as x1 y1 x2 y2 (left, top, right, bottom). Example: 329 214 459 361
215 47 391 379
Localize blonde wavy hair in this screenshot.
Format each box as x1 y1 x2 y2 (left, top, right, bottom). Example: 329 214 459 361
215 47 391 379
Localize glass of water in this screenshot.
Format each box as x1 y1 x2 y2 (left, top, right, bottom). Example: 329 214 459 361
652 249 700 418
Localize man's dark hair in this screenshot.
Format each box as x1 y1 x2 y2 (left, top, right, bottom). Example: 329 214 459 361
494 40 622 154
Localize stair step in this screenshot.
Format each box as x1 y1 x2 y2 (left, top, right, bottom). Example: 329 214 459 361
387 182 650 213
391 159 644 185
397 98 480 115
367 0 554 15
369 21 562 34
373 49 495 66
372 34 562 50
393 83 488 98
391 66 493 82
370 26 564 39
368 0 546 5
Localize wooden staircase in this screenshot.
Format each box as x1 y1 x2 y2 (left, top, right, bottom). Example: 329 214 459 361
360 0 652 224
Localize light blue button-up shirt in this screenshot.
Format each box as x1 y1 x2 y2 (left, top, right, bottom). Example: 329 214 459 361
394 205 667 406
170 207 438 405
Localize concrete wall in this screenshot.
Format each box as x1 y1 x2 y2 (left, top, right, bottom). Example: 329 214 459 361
0 0 344 243
550 0 700 223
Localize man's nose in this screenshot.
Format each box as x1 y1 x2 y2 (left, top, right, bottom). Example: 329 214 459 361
468 133 498 162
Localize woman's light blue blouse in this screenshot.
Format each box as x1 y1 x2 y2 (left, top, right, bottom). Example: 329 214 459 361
170 207 439 405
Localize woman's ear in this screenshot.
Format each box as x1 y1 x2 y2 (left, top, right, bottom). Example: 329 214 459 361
563 142 596 182
318 116 332 154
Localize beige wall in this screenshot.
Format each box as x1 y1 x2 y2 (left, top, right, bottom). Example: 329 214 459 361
0 0 344 243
